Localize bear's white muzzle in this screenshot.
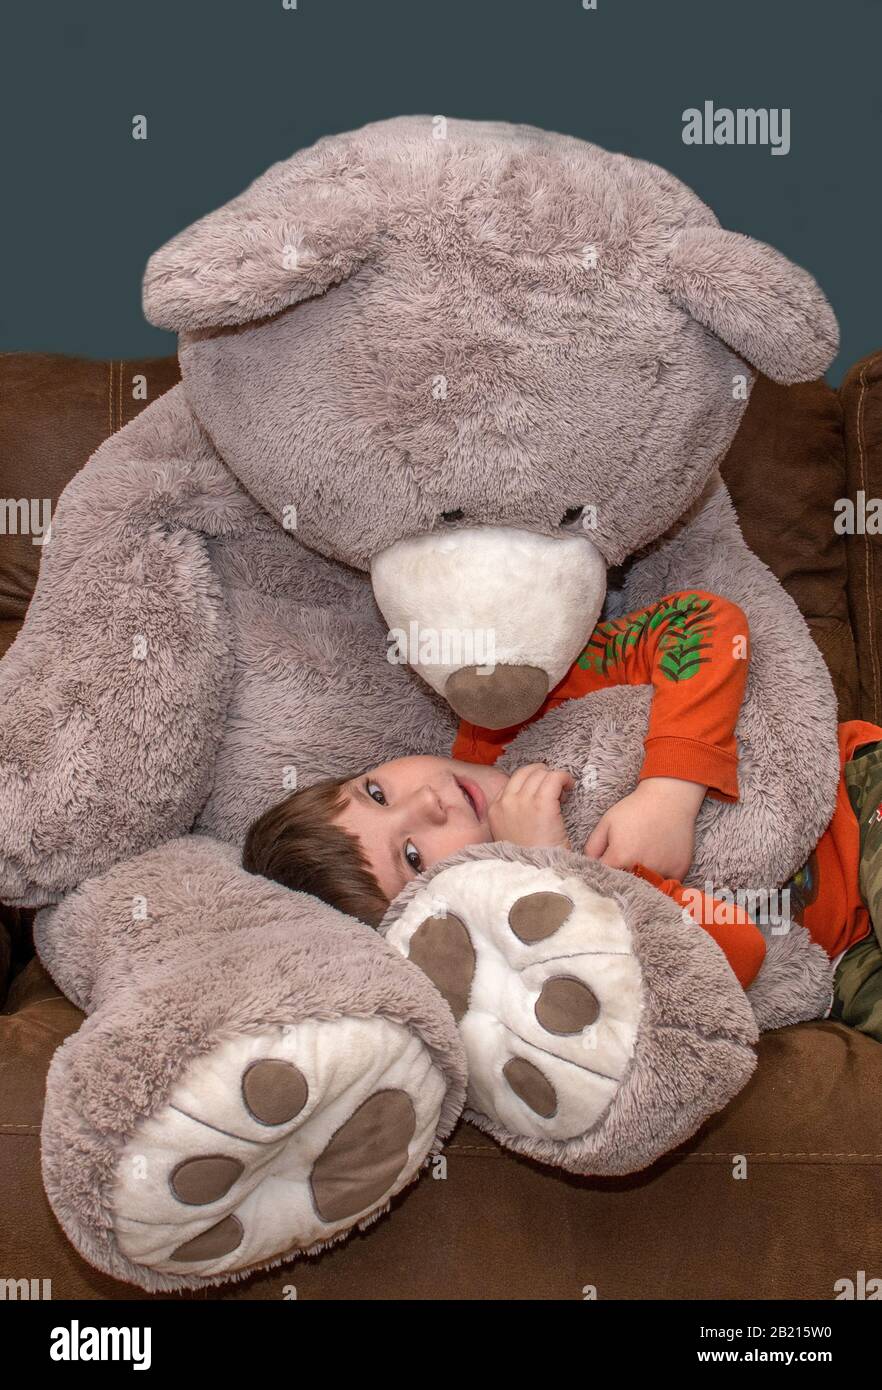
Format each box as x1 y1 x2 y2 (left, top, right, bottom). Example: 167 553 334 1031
370 526 608 729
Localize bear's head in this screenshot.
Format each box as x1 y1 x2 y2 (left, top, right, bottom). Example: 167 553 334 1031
143 116 837 728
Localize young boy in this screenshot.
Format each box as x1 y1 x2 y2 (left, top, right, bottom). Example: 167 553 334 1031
242 591 882 1040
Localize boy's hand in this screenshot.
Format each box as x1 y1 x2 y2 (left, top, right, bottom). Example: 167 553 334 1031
583 777 707 881
488 763 574 851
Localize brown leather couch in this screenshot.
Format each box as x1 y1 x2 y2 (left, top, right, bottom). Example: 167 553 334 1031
2 351 881 1300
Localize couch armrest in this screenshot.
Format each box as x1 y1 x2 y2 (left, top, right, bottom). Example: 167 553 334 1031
841 350 882 725
721 372 860 721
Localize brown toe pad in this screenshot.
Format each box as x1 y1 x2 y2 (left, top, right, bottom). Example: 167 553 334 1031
502 1057 558 1118
508 891 573 943
242 1058 309 1126
535 976 600 1035
170 1214 244 1263
407 911 476 1022
170 1155 245 1206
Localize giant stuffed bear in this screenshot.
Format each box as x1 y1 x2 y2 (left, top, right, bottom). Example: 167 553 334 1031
0 116 840 1291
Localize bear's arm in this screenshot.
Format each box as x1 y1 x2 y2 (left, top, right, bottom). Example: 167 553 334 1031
0 386 245 906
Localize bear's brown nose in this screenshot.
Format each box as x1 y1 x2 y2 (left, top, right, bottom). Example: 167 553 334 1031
445 664 549 729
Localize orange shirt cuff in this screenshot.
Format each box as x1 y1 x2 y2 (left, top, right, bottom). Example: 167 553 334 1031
631 861 766 989
640 735 739 802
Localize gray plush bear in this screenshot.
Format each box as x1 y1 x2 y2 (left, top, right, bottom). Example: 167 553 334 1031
0 116 838 1292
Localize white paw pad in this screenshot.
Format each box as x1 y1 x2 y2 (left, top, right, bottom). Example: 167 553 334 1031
112 1016 445 1277
384 860 644 1140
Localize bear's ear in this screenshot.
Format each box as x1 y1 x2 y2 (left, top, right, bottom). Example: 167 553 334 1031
142 163 379 332
661 225 838 383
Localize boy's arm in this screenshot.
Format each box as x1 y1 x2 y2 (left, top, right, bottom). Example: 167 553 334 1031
452 589 750 878
577 590 750 878
562 590 750 803
584 773 706 881
631 861 767 990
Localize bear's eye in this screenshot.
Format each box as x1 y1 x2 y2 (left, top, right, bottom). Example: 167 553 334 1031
441 509 464 523
560 505 584 525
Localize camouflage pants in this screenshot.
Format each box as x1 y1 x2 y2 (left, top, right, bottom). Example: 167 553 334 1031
829 739 882 1043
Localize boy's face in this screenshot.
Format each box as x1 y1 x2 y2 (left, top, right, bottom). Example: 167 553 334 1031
334 755 509 901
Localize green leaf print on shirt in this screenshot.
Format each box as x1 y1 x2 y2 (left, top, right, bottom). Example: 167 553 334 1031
576 593 716 682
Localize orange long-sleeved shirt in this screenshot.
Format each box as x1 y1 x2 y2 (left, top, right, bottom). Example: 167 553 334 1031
616 722 882 988
629 718 879 988
452 590 750 801
453 589 876 988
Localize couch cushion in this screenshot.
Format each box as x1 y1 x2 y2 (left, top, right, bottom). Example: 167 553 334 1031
720 372 858 721
2 958 879 1299
0 902 34 1005
841 350 882 726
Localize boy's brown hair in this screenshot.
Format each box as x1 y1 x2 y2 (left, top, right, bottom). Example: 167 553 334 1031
242 775 391 928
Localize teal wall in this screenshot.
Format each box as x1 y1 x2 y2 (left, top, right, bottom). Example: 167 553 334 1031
2 0 879 381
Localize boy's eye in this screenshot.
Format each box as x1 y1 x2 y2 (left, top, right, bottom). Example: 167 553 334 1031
404 840 422 873
366 779 386 805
